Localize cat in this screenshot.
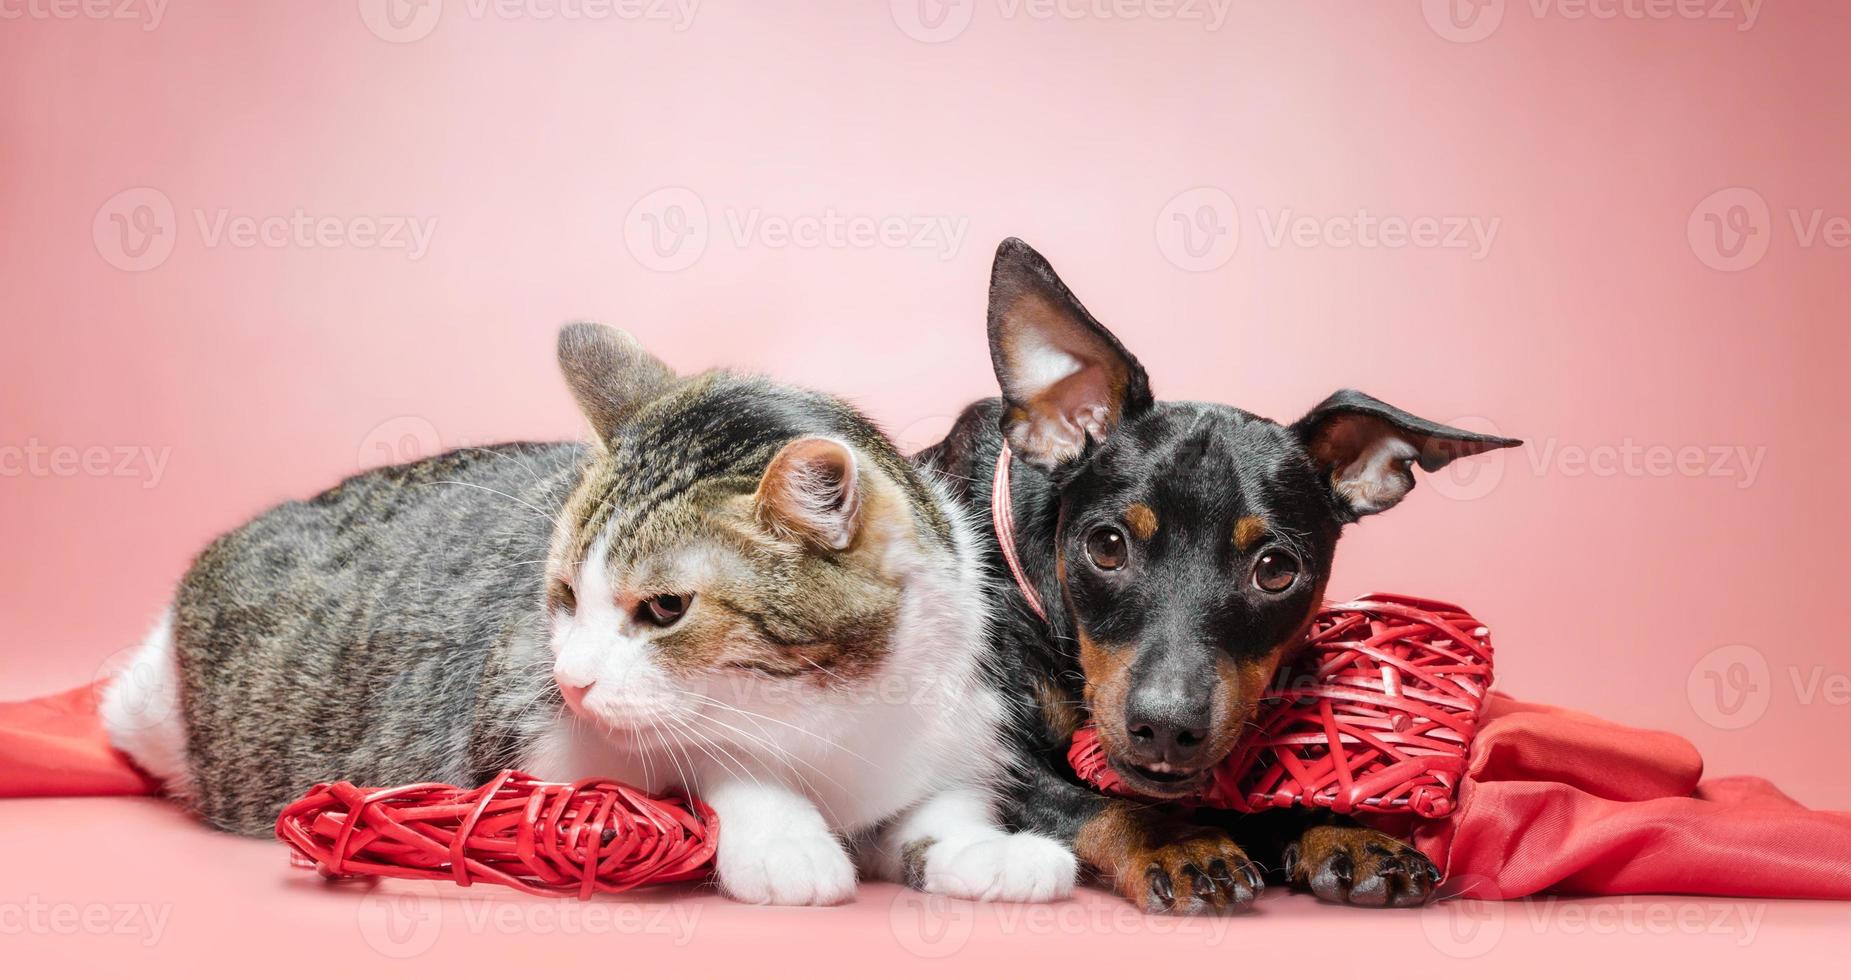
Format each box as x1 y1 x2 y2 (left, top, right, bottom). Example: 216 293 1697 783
102 322 1076 906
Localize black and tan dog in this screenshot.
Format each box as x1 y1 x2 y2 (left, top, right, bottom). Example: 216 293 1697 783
916 239 1519 914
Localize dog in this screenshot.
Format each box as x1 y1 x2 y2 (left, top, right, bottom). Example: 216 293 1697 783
915 238 1520 914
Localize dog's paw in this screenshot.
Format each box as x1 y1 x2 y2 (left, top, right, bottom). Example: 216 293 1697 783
717 831 857 906
1122 830 1264 915
916 833 1078 904
1284 826 1440 908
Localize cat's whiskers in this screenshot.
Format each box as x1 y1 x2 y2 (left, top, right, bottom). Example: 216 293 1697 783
683 692 872 766
681 708 846 797
659 712 758 791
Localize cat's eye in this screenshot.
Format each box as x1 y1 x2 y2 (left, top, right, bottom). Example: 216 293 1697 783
639 593 692 628
550 580 577 616
1086 527 1129 571
1253 550 1300 593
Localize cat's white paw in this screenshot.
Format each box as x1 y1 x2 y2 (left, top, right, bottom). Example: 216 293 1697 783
921 832 1077 903
718 832 858 906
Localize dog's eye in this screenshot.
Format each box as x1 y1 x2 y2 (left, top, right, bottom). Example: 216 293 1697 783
639 593 693 627
1086 527 1129 571
1253 551 1300 593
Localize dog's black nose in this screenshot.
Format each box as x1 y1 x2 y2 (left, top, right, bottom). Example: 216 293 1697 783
1124 703 1213 767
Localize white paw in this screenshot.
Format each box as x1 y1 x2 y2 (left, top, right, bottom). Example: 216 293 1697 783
922 833 1077 903
718 832 857 906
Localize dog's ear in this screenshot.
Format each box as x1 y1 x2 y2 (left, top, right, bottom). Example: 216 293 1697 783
1291 390 1520 519
558 322 678 450
987 238 1153 470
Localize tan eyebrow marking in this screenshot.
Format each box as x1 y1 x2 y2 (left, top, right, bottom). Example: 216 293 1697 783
1233 516 1268 551
1123 503 1158 541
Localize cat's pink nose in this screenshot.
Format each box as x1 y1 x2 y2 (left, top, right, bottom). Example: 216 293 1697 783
558 682 593 711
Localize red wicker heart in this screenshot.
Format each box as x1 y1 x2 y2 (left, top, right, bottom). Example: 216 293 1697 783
1068 593 1494 818
276 770 717 899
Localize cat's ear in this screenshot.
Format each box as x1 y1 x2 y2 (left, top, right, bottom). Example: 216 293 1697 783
988 238 1153 470
756 437 862 551
1290 389 1520 520
557 322 677 448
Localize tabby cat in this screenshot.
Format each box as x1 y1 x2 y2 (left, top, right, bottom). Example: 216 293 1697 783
103 323 1075 906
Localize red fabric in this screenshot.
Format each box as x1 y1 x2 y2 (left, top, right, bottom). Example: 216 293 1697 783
0 682 159 797
1410 693 1851 899
3 683 1849 900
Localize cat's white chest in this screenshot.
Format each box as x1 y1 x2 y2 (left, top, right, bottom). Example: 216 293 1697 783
520 672 999 833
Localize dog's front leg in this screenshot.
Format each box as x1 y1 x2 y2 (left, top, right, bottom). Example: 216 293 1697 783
1010 763 1263 914
1282 821 1441 907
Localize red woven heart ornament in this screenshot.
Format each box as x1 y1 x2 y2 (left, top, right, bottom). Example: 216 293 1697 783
275 770 717 899
1068 594 1494 818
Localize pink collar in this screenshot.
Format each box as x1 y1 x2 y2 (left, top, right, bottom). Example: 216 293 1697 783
991 443 1049 622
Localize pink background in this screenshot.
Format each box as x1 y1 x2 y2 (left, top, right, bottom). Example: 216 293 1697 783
3 0 1848 973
